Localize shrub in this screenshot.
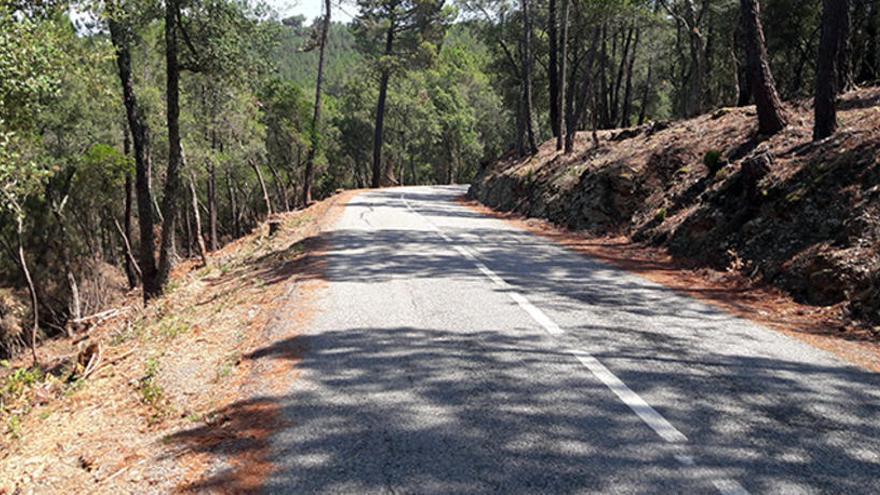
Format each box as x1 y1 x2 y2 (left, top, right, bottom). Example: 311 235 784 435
703 150 725 175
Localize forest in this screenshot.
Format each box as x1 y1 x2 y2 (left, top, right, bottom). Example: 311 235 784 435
0 0 876 361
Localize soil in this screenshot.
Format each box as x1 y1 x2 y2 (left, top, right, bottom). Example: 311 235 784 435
0 190 357 494
469 86 880 348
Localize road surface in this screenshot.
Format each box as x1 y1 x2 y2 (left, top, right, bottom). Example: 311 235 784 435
265 186 880 494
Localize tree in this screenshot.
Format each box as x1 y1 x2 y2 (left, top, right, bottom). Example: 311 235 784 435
519 0 538 155
0 7 65 362
156 0 184 290
814 0 849 141
548 0 559 138
106 2 162 301
555 0 569 150
303 0 331 205
740 0 787 135
354 0 451 188
660 0 711 117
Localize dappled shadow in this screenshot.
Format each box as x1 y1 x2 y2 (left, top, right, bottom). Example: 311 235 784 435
166 396 283 493
168 186 880 493
837 89 880 111
239 323 880 493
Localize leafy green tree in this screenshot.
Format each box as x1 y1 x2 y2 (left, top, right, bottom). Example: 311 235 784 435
0 7 66 363
354 0 453 187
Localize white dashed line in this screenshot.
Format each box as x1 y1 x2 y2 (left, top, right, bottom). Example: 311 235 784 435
400 193 749 495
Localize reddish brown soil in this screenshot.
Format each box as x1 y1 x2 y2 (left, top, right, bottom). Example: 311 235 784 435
0 190 359 494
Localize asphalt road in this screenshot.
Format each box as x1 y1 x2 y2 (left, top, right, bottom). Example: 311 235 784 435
265 185 880 494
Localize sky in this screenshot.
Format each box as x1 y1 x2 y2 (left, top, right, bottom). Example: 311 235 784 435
268 0 355 23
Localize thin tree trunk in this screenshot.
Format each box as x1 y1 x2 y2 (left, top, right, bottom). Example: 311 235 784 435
521 0 538 154
565 28 601 153
108 15 159 302
621 27 640 127
157 0 184 291
858 1 878 82
206 156 217 251
638 60 653 125
251 160 273 217
183 193 193 258
814 0 849 140
516 86 526 156
113 217 142 282
598 26 610 128
734 12 752 106
226 171 240 237
611 25 635 127
837 0 853 92
304 0 331 203
741 0 787 135
122 127 138 289
372 17 395 188
189 174 208 266
548 0 559 138
266 162 289 212
556 0 569 151
16 216 38 365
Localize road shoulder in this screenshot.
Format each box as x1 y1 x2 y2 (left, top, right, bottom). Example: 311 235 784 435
458 196 880 372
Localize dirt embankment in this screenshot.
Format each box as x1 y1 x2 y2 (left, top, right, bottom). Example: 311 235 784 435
470 87 880 340
0 191 356 494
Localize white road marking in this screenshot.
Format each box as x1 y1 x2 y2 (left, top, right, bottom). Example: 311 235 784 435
568 349 687 443
400 193 749 495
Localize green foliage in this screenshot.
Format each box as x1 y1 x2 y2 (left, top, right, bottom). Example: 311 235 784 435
654 207 667 223
703 150 724 175
138 357 169 422
0 365 44 413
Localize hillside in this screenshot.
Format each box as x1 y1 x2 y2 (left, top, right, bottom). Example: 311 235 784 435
0 192 354 493
469 86 880 334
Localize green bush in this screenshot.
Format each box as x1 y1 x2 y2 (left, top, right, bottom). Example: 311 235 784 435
703 150 724 175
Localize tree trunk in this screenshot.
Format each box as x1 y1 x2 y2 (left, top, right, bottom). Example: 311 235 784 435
109 16 160 303
521 0 538 155
226 171 240 237
620 27 640 128
304 0 331 204
638 60 653 125
372 18 395 188
266 162 289 211
837 0 853 92
206 150 218 251
611 26 635 127
556 0 569 151
121 127 139 289
15 215 38 365
598 26 610 128
189 174 208 266
734 12 753 107
113 217 141 283
157 0 184 291
516 87 526 156
741 0 787 135
548 0 559 138
565 28 601 153
814 0 849 140
858 1 878 83
183 191 193 258
251 160 273 217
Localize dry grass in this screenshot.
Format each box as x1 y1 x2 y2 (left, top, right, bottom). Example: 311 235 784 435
0 190 357 494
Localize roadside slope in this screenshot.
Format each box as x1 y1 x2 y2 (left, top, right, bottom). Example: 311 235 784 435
0 191 355 494
470 87 880 338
